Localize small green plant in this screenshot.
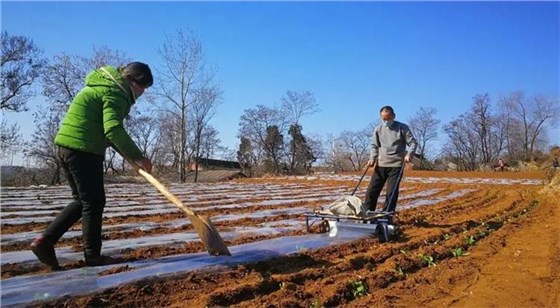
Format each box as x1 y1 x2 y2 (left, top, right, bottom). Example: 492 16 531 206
393 267 408 278
424 240 439 245
452 247 464 257
351 280 367 298
419 254 436 267
425 239 439 245
309 298 320 308
466 235 476 246
443 233 451 240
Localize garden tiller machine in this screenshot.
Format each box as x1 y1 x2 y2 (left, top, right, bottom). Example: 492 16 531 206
304 162 405 242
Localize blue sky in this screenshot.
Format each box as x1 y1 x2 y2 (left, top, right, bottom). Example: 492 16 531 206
2 1 559 164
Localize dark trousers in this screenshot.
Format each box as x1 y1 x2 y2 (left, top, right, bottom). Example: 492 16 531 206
43 146 106 258
364 166 402 212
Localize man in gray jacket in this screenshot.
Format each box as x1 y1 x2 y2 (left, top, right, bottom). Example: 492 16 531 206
364 105 417 213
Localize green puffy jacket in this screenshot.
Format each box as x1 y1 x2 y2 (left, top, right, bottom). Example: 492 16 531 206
54 66 143 160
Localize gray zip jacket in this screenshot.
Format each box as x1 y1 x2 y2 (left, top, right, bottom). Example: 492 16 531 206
370 121 418 167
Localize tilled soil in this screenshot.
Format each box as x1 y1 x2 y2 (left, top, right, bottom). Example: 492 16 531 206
2 170 558 307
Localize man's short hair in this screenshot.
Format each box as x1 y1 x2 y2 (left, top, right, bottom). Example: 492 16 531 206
379 105 395 115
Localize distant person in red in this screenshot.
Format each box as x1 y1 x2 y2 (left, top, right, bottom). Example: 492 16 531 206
498 158 505 172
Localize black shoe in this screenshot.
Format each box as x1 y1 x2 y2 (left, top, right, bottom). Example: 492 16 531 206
84 255 121 267
30 237 61 270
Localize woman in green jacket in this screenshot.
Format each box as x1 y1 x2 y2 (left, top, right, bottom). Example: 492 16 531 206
31 62 154 269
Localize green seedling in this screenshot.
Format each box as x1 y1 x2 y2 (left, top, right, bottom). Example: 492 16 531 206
351 280 367 298
393 267 408 278
425 239 439 245
309 298 320 308
466 235 476 246
419 254 436 267
443 233 451 240
452 247 464 257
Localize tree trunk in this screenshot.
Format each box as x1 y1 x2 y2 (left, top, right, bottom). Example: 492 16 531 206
194 129 202 183
180 109 186 183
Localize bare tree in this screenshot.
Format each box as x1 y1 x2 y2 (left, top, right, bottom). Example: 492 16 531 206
238 104 288 168
199 125 224 161
442 116 480 171
442 94 509 170
1 119 21 164
26 106 63 184
191 84 222 182
155 29 211 182
500 92 559 161
152 111 183 173
1 32 46 165
127 109 159 160
325 134 349 172
1 31 47 112
305 134 325 169
41 54 86 108
237 90 318 175
280 90 319 125
337 129 370 171
497 96 525 162
104 148 120 175
469 94 505 165
408 107 440 164
322 129 370 173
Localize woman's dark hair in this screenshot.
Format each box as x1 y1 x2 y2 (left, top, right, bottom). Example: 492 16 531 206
121 62 153 87
379 105 395 115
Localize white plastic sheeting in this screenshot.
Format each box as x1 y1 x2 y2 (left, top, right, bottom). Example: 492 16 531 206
0 223 302 266
283 173 542 186
1 231 366 307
